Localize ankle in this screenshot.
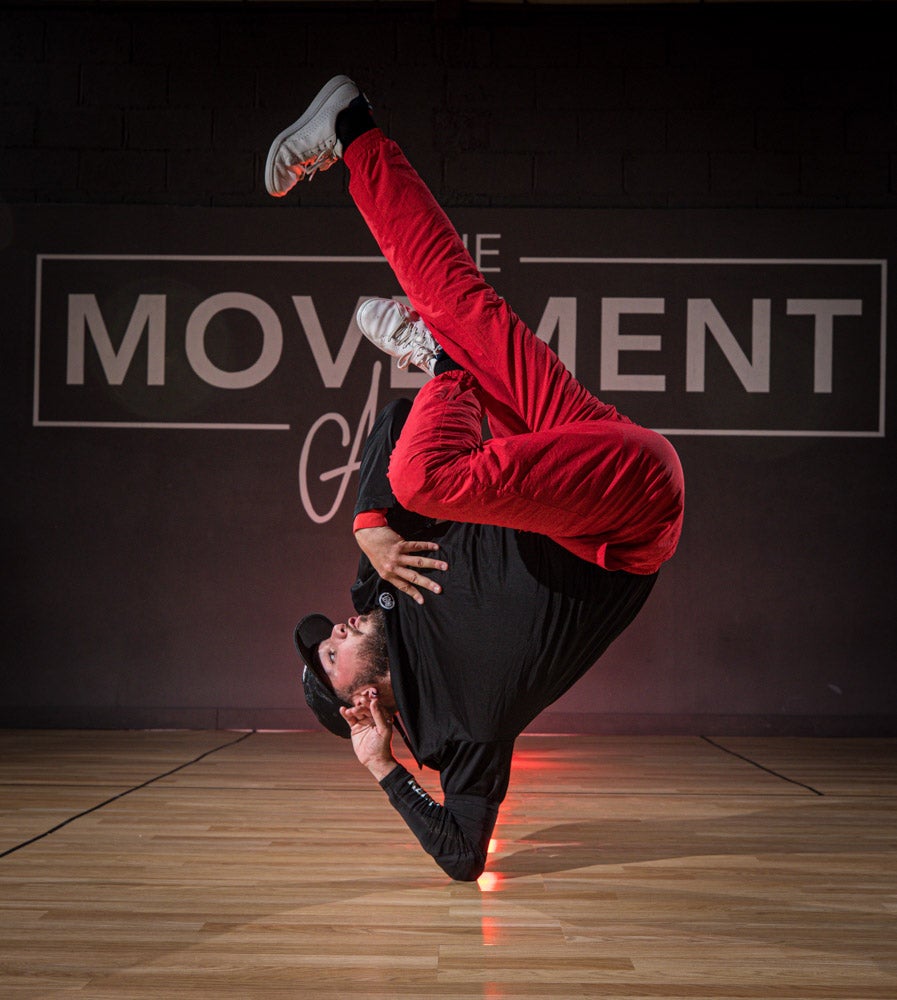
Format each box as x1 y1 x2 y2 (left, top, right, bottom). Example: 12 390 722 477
336 95 376 153
433 349 464 376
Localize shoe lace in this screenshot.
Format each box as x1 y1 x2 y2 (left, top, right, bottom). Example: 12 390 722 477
296 146 339 182
392 318 433 371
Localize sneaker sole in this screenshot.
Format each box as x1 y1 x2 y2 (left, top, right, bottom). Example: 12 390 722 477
264 74 359 197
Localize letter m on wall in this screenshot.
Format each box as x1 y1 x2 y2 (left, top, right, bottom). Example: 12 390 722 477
67 294 166 385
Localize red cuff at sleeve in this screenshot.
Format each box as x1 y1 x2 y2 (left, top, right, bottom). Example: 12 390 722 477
353 509 388 532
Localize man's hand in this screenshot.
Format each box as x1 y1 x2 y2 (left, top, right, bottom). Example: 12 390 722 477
340 694 398 782
355 525 447 604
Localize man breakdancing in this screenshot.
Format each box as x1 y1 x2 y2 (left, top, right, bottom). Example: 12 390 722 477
266 76 685 881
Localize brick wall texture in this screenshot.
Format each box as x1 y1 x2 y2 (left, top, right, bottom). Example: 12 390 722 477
2 1 897 210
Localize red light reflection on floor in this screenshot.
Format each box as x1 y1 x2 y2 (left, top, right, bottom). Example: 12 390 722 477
477 834 506 893
480 913 502 945
509 746 566 773
476 870 504 892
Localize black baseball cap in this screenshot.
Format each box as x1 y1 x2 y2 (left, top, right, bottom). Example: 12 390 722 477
293 613 351 739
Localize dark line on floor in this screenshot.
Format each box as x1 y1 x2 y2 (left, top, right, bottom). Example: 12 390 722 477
701 735 824 796
0 730 256 859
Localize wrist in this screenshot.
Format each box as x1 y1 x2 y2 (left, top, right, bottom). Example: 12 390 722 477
353 509 388 532
367 757 398 782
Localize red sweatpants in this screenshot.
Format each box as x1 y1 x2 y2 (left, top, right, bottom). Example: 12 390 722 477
344 130 684 574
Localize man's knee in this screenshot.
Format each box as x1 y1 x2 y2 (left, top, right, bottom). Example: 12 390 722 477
388 446 432 512
388 444 457 518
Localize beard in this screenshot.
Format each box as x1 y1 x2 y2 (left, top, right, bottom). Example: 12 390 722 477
334 607 389 704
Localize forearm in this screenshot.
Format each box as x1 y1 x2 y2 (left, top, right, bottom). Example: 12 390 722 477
355 398 411 517
378 764 496 882
355 398 440 541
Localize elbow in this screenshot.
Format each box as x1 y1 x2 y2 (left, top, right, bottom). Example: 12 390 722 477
439 852 487 883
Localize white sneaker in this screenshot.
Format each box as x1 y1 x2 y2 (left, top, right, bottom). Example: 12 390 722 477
357 299 440 375
265 75 364 196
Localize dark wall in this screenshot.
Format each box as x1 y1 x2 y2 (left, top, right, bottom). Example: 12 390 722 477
2 2 896 734
5 2 897 211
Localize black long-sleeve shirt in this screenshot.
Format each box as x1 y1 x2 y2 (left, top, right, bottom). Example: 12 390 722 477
351 400 657 881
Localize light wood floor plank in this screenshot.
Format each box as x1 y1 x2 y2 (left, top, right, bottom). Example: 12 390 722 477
0 731 894 999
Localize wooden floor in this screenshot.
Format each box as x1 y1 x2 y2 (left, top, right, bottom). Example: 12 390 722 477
1 730 895 999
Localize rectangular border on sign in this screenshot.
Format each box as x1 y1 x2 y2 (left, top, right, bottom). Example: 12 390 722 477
35 254 887 436
33 253 387 431
519 256 887 438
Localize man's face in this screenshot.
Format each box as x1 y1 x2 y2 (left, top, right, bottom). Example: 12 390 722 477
316 614 381 703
